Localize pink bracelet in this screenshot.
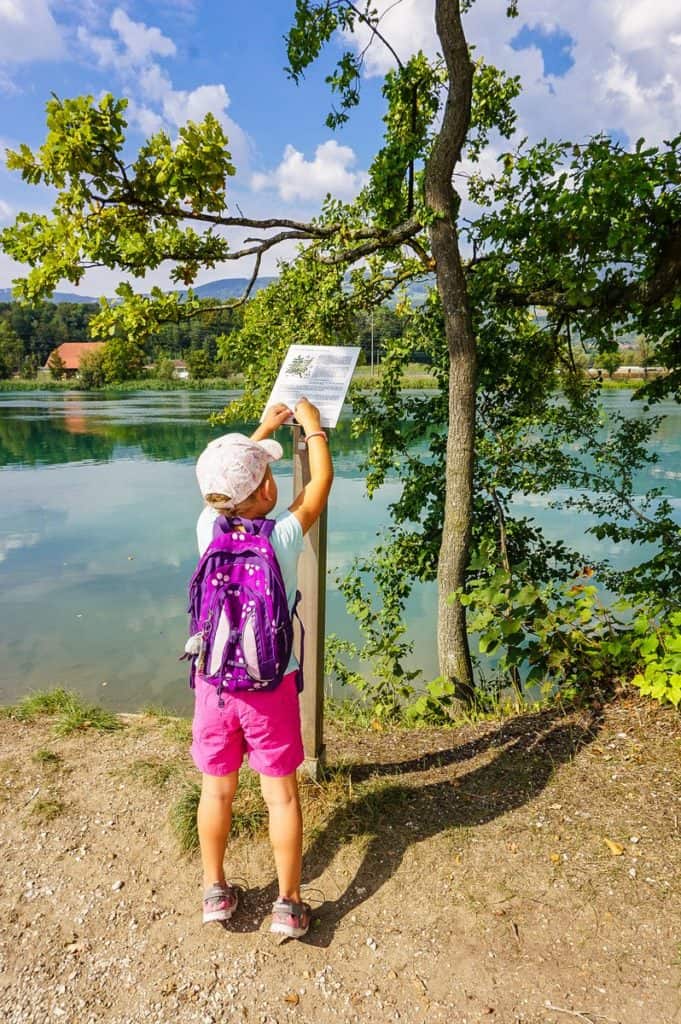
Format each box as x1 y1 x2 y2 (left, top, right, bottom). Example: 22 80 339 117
303 430 328 445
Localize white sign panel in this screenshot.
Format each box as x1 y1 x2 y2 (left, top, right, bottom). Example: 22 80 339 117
262 344 361 429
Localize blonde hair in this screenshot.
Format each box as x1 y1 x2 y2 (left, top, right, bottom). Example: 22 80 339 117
204 492 240 515
204 467 269 516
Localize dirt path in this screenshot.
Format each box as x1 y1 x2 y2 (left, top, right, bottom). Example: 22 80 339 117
0 695 679 1024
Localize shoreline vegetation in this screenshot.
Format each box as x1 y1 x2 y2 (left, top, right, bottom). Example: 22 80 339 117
0 685 531 736
0 370 647 394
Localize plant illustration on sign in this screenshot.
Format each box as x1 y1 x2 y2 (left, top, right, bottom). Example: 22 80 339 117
286 355 314 379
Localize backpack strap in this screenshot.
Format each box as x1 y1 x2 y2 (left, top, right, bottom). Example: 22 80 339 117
255 518 276 539
214 516 275 539
291 589 305 688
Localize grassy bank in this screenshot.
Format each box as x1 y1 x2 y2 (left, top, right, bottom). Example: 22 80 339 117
0 376 242 392
2 372 652 395
598 377 646 389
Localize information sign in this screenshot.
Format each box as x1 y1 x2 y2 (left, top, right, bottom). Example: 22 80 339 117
261 344 361 428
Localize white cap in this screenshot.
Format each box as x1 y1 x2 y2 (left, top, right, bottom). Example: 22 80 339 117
195 433 282 510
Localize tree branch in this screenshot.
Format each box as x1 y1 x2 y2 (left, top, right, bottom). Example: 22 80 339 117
316 216 422 264
496 220 681 314
346 1 405 70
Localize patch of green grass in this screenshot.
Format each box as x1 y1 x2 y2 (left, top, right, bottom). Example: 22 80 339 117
126 757 182 788
3 688 123 736
53 695 123 737
168 760 420 857
31 749 62 769
141 703 173 719
231 769 268 838
169 769 269 855
0 377 242 393
169 782 201 854
324 697 377 732
162 717 193 744
300 765 414 848
140 704 193 741
598 378 645 389
7 688 75 722
0 379 75 391
442 823 474 848
30 797 65 822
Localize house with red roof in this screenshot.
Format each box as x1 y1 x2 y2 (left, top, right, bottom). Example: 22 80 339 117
43 341 105 377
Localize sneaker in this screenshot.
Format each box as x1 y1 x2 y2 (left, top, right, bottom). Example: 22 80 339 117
202 882 238 924
270 898 312 939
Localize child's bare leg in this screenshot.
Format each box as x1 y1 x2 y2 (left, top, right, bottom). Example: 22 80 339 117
197 770 239 888
260 771 302 902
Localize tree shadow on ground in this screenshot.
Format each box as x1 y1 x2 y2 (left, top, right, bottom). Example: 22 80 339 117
233 705 603 944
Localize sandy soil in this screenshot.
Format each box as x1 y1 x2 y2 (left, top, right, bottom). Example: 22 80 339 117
0 695 679 1024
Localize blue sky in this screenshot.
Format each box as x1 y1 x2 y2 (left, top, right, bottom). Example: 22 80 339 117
1 1 680 294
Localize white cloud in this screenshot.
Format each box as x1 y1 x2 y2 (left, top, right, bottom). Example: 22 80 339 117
162 82 229 127
110 8 175 63
0 198 14 223
252 140 367 202
0 68 20 93
341 0 681 147
164 84 252 169
138 63 172 103
342 0 434 77
77 11 252 168
125 76 251 169
76 26 118 69
0 532 40 563
78 7 175 70
0 0 63 62
124 98 165 137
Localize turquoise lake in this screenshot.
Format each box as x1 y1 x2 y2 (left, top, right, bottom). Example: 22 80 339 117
0 389 679 712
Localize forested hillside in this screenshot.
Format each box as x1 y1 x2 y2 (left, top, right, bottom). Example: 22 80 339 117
0 289 408 379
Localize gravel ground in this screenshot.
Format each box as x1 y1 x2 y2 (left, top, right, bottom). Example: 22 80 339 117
0 694 679 1024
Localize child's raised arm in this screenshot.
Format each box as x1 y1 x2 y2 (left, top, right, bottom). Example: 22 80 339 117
250 402 292 442
288 398 333 535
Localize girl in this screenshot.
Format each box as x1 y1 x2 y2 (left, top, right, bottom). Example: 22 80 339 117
191 398 332 938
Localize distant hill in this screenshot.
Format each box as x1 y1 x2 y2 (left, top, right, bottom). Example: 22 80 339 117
0 277 278 305
0 274 434 306
0 288 100 304
188 277 277 300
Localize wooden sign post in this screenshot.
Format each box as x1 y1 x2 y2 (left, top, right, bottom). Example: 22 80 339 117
292 425 328 779
262 344 360 780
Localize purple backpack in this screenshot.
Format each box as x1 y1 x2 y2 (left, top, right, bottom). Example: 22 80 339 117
185 516 303 700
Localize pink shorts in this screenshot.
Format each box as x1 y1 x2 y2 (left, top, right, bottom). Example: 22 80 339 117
190 671 304 778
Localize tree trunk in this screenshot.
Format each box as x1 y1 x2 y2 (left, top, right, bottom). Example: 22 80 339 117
425 0 477 703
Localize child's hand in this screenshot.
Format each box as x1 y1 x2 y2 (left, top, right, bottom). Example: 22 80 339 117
294 398 322 434
259 403 292 435
251 403 292 441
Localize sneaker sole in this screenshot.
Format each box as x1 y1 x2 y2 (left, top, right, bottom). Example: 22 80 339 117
203 891 238 924
203 907 236 923
270 921 309 938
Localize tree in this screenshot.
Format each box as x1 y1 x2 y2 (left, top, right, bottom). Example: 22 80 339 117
593 349 623 377
2 1 680 705
22 353 39 379
78 347 106 389
155 355 176 381
47 350 66 379
631 335 654 369
0 321 23 378
100 336 145 383
185 347 213 379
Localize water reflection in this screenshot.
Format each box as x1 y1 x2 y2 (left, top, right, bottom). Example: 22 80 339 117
0 389 678 712
0 390 372 469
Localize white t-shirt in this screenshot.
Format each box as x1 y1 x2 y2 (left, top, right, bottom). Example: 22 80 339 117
196 506 304 675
